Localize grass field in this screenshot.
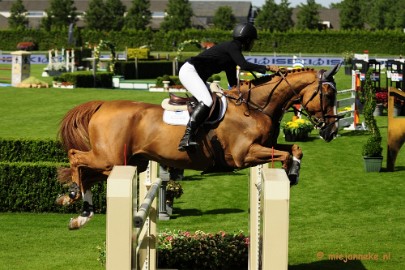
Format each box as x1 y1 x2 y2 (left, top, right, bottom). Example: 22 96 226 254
0 63 404 269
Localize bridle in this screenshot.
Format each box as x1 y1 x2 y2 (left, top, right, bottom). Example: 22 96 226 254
225 68 342 130
294 70 342 130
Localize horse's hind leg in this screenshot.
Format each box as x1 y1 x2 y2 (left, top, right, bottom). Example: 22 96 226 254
58 148 114 229
56 149 89 206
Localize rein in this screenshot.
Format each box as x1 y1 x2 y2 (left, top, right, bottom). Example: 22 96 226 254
224 74 282 117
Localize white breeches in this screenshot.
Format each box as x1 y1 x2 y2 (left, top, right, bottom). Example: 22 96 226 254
179 62 213 107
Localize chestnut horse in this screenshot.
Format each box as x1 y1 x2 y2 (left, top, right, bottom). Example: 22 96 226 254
57 64 341 229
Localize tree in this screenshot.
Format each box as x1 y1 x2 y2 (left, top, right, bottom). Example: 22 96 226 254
84 0 107 30
124 0 152 30
8 0 28 30
212 6 236 30
41 0 77 30
254 0 279 31
104 0 126 31
277 0 294 31
160 0 193 31
295 0 321 30
393 0 405 29
256 0 293 31
339 0 364 30
364 0 404 30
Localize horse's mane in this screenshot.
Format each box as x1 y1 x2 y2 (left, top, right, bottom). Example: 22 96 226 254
251 67 315 86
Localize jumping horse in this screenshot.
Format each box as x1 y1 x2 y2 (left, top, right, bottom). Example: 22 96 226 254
56 64 341 229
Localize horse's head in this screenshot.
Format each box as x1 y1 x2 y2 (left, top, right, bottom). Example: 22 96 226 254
229 64 341 142
300 63 341 142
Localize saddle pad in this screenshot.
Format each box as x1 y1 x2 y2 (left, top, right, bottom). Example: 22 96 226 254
162 84 227 126
163 110 189 126
161 98 188 111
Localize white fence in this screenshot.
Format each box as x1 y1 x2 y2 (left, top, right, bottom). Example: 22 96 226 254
106 163 290 270
337 88 356 129
249 165 290 269
106 162 160 270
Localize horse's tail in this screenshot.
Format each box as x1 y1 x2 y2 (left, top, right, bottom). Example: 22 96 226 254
58 100 104 153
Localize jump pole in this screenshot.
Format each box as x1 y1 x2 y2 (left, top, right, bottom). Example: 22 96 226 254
249 165 290 270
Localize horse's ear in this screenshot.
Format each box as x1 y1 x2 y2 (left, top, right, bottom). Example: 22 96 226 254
323 62 342 80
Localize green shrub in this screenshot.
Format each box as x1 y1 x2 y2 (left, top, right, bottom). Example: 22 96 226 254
0 162 107 213
361 70 382 157
0 139 107 213
157 230 248 270
126 47 150 59
57 71 113 88
114 60 185 79
0 139 67 163
155 75 181 87
114 61 136 79
0 29 404 55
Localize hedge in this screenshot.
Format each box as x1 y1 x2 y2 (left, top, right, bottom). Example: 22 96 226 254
55 71 113 88
0 162 107 213
1 29 404 55
0 139 107 213
114 60 185 79
157 230 249 270
0 138 67 163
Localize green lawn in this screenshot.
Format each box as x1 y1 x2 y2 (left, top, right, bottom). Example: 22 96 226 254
0 64 404 269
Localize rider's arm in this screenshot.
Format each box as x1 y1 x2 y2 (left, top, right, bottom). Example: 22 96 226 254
228 41 267 74
225 67 237 87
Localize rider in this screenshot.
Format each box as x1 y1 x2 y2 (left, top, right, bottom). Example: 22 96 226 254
178 22 277 151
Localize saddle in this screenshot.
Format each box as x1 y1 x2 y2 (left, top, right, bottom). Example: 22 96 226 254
161 83 228 126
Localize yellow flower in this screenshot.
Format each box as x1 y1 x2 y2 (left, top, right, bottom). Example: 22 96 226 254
289 122 300 128
281 118 314 135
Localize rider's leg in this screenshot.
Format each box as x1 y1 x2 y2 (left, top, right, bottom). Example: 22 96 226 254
178 62 212 151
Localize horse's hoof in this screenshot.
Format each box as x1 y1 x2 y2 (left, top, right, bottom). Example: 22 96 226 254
292 144 303 159
68 218 80 230
55 194 71 206
68 215 92 230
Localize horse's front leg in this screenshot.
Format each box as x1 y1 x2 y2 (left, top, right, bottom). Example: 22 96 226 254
68 189 94 230
274 143 303 185
243 143 303 185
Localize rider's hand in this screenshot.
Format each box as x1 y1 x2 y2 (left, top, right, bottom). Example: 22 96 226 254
266 65 279 73
266 65 286 74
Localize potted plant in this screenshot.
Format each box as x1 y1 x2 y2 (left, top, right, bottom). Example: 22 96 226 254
374 91 388 116
281 117 314 142
362 70 383 172
342 51 354 75
165 180 183 208
153 75 185 92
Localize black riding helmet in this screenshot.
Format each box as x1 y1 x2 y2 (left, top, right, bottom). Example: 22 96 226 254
232 23 258 51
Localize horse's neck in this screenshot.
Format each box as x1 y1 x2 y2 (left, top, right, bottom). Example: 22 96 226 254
233 71 317 118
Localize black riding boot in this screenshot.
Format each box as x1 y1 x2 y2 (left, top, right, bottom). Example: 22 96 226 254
178 101 210 152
